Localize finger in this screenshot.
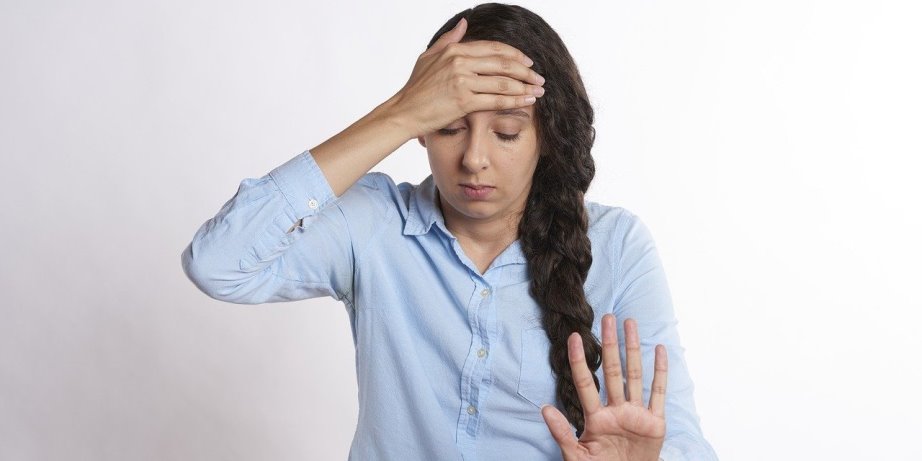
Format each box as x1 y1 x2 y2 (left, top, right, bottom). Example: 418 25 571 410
541 404 580 453
648 344 668 418
568 332 602 415
425 17 468 56
601 313 626 406
624 318 644 405
450 38 534 67
466 55 545 86
464 56 544 85
466 75 545 98
465 92 536 112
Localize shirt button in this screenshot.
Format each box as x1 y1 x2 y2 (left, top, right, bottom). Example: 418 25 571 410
467 405 477 415
480 288 490 297
477 348 488 358
307 198 319 209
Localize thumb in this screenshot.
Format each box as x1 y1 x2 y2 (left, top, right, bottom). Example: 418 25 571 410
541 404 580 455
426 17 467 55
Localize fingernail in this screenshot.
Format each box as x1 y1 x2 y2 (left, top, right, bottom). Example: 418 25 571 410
524 56 534 66
454 18 465 29
536 74 546 85
525 95 536 104
532 86 545 97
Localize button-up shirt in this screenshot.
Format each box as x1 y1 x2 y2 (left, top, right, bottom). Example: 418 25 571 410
181 149 719 461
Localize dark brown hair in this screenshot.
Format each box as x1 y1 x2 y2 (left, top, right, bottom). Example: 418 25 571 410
426 3 600 436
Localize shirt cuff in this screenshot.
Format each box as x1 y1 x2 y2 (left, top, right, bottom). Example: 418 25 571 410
268 149 337 220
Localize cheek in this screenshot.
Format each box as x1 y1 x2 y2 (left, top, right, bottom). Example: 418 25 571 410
426 148 459 180
500 146 540 173
426 136 459 156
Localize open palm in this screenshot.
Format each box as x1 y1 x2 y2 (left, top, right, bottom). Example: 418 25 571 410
541 314 667 461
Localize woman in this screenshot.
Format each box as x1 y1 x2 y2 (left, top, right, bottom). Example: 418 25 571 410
181 3 718 460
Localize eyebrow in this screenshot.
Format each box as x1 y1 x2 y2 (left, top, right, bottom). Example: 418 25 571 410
493 109 531 119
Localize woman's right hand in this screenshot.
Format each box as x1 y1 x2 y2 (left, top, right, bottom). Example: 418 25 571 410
388 17 546 139
308 17 545 197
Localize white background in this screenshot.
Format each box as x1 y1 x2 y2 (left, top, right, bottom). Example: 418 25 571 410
2 0 920 459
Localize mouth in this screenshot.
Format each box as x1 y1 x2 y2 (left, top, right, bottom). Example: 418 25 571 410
459 183 495 200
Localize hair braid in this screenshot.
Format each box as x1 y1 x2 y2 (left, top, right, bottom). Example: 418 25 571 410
520 95 598 435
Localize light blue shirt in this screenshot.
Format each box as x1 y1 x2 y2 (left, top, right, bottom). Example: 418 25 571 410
181 149 719 461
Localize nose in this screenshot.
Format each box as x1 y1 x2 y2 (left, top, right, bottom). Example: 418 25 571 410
461 131 490 172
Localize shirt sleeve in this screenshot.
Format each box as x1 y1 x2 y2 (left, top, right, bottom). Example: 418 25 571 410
612 211 720 461
180 149 360 306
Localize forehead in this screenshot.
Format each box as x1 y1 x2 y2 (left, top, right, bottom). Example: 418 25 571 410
466 107 534 121
493 108 532 119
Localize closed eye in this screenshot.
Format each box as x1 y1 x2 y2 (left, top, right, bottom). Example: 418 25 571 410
437 127 521 142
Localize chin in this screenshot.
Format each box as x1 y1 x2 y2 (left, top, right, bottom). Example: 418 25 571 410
449 198 497 220
456 204 493 218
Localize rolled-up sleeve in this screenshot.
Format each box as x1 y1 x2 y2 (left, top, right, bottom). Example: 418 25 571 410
612 212 719 461
180 149 355 305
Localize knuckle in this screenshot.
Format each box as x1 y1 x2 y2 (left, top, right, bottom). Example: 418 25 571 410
652 384 666 394
603 367 622 380
490 41 501 52
574 374 595 389
498 78 509 92
456 95 469 111
500 57 512 70
452 74 467 88
493 95 506 110
626 367 643 380
449 55 466 70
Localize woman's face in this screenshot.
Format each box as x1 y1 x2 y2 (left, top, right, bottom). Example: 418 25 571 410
418 105 540 229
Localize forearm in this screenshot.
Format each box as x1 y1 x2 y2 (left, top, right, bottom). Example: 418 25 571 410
309 95 415 197
182 149 360 305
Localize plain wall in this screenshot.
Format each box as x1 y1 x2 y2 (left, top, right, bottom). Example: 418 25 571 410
1 0 920 459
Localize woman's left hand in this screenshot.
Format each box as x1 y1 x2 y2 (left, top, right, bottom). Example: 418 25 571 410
541 314 667 461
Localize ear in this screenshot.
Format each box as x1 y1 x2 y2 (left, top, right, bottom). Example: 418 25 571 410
417 135 427 148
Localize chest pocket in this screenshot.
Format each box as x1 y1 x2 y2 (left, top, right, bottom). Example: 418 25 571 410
517 327 558 408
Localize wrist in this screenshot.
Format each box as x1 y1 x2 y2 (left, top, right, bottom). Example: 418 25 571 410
374 93 418 142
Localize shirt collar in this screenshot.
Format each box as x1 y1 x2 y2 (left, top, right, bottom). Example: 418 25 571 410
403 175 443 237
403 175 526 266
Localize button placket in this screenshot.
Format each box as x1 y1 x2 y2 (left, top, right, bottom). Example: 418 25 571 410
457 280 496 439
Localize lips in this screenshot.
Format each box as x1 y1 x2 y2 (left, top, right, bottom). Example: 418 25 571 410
460 184 495 200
